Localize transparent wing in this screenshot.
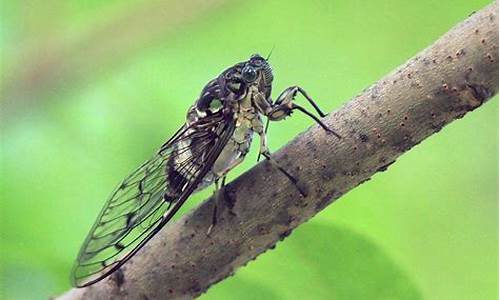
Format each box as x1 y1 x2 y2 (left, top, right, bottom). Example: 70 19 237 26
71 112 235 287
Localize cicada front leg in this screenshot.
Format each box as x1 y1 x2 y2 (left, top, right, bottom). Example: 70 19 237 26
252 87 342 197
267 86 341 138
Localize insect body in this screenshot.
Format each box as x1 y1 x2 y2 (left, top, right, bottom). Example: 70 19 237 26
72 54 339 287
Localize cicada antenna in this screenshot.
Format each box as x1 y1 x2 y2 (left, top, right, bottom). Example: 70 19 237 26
266 45 276 61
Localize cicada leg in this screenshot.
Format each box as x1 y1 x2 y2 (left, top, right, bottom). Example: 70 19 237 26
261 151 308 197
207 175 236 235
251 114 308 197
267 86 341 139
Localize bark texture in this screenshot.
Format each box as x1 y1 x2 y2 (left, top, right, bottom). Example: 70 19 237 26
57 2 498 299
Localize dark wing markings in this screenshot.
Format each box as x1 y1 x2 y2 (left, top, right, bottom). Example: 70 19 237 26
71 112 235 287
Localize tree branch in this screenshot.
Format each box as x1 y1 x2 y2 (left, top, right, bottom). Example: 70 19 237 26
57 2 498 299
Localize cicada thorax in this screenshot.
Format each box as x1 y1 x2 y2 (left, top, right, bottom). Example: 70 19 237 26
164 74 261 200
163 55 275 203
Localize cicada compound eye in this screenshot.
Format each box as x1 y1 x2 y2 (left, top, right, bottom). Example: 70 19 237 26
241 65 258 82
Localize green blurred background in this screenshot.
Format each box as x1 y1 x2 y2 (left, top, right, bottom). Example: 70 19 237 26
1 0 498 299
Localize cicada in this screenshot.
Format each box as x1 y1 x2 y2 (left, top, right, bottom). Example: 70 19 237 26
71 54 340 287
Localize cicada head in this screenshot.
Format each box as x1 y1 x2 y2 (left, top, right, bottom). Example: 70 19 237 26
243 54 273 86
215 54 274 103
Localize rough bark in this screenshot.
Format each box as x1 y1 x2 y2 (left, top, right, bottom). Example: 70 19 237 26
57 2 498 299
